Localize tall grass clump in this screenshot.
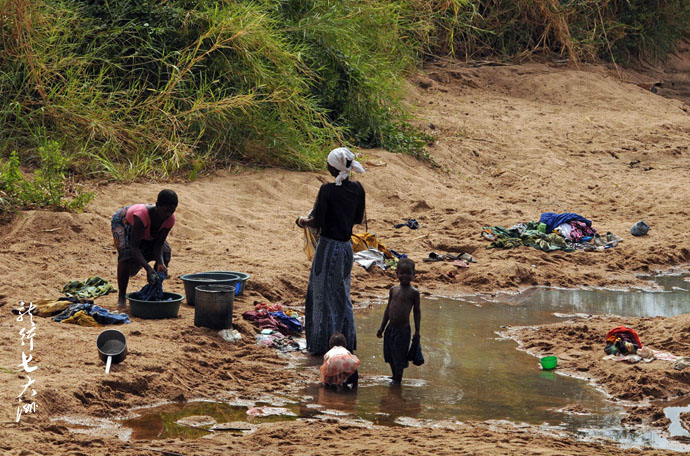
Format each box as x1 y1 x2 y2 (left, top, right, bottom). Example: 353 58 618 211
419 0 690 62
0 0 433 196
1 0 689 218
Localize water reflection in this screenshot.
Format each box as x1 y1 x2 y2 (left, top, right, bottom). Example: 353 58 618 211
298 272 690 451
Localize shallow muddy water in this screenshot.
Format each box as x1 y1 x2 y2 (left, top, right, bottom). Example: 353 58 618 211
298 273 690 450
121 401 301 440
111 274 690 450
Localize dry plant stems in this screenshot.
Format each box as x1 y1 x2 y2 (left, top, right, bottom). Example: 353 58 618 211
1 0 689 205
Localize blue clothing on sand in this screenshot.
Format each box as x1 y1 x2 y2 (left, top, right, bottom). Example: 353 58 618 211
53 303 130 324
539 212 591 233
304 236 356 355
270 311 303 333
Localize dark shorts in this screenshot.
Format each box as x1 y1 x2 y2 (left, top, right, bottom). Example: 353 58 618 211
111 206 171 276
384 325 410 372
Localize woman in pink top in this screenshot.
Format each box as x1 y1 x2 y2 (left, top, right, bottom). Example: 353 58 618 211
110 189 178 307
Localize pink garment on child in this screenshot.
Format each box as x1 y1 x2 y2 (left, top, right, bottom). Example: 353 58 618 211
319 346 360 385
125 204 175 240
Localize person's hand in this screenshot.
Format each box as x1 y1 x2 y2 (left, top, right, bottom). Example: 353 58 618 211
295 216 305 228
376 328 384 338
146 268 157 284
413 333 420 340
156 263 168 277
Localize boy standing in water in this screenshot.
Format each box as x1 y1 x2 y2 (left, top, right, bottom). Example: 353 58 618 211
377 258 421 385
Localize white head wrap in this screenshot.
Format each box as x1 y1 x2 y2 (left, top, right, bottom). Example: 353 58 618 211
327 147 365 186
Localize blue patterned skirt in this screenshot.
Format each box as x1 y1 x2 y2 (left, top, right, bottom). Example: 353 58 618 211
305 236 356 355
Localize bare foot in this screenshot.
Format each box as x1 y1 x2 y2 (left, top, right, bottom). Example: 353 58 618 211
117 296 127 309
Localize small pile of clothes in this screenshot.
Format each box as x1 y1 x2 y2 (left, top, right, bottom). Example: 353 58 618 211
243 303 304 352
62 276 116 298
12 294 130 327
482 212 623 252
242 302 302 335
256 331 305 352
603 325 679 364
604 326 643 356
53 303 130 326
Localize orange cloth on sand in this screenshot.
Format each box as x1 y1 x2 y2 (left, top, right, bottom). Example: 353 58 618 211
320 346 360 385
351 232 393 259
62 310 101 327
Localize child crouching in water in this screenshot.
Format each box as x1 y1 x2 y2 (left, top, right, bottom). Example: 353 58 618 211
320 333 360 390
377 258 421 385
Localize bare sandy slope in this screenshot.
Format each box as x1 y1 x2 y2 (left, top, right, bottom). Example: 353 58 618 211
1 58 690 455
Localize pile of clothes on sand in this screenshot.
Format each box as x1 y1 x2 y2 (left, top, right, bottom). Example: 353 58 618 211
602 325 690 369
242 302 305 352
12 277 129 327
482 212 623 252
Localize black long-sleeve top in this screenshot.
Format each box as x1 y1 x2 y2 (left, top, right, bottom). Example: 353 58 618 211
311 180 365 241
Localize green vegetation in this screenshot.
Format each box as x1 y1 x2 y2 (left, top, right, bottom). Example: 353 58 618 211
1 0 689 217
0 143 94 218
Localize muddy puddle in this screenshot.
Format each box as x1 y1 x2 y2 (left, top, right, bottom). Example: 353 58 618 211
63 273 690 450
295 272 690 450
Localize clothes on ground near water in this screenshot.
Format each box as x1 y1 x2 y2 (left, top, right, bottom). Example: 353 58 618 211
351 232 393 259
111 206 172 270
394 219 419 230
539 212 591 234
61 310 101 327
408 336 424 366
53 303 130 325
305 237 357 355
243 310 291 335
384 325 411 372
320 345 361 385
483 224 573 252
255 302 284 312
568 220 597 243
309 181 365 242
482 217 619 253
130 271 168 302
353 248 387 270
631 220 651 236
11 297 90 317
62 277 116 298
605 326 643 354
270 311 303 333
255 332 303 352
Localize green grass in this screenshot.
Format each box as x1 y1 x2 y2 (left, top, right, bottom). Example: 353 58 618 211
1 0 689 217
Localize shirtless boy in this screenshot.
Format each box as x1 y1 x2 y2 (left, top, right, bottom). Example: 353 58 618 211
376 258 421 385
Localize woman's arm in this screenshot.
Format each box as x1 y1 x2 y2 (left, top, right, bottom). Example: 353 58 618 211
297 185 328 229
130 216 157 282
151 228 171 274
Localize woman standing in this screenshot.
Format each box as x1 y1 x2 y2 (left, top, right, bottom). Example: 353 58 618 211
297 148 366 355
111 189 178 308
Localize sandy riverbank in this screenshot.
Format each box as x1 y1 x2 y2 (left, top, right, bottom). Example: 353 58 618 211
2 52 690 454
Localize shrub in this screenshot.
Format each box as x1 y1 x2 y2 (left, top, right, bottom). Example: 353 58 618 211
0 143 94 217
